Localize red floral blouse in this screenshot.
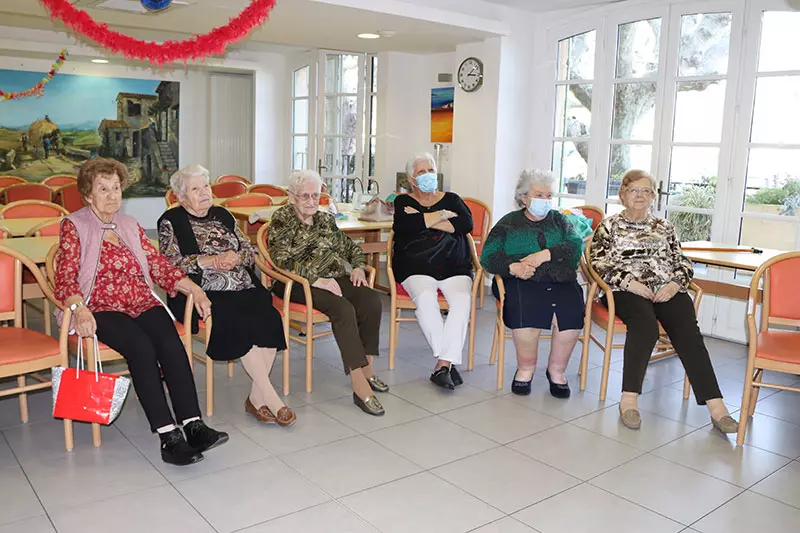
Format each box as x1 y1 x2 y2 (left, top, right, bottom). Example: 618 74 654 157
55 220 186 318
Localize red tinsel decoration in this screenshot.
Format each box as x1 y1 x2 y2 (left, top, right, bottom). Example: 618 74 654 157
39 0 278 65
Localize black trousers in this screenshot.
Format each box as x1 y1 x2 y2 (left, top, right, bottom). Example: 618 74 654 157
94 306 201 431
605 291 723 405
274 276 382 374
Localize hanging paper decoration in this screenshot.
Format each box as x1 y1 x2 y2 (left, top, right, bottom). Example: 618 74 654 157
38 0 278 65
0 49 68 101
141 0 172 12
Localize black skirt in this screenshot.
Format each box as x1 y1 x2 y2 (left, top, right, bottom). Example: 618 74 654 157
493 277 584 331
205 285 287 361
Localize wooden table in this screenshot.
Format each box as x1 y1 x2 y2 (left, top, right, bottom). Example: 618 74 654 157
0 217 60 237
212 196 288 206
682 241 788 301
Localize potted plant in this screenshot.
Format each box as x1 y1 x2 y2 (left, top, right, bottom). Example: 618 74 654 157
565 173 586 195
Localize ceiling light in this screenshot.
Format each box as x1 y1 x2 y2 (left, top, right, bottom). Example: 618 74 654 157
357 33 381 39
91 59 109 64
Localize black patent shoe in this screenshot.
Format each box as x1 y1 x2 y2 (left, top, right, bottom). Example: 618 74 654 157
450 365 464 387
160 428 204 466
184 420 229 453
546 370 571 399
511 370 533 396
430 366 455 390
353 392 385 416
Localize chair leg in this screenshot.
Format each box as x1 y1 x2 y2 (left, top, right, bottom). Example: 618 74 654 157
43 298 51 336
63 419 74 451
92 423 102 447
479 279 486 309
206 356 214 417
749 369 763 417
389 306 398 370
599 327 614 402
682 373 690 400
489 318 499 366
227 361 234 378
579 331 590 392
737 358 758 445
282 347 290 397
305 326 314 393
496 322 506 390
17 376 28 423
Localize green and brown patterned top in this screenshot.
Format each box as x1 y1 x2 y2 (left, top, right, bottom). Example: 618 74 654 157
267 205 366 283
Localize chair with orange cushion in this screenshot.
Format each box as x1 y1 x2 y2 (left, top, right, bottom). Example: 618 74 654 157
221 193 273 241
25 219 62 237
386 230 482 371
0 244 72 450
53 183 85 213
45 243 195 447
575 205 604 231
577 238 692 401
43 175 77 188
737 251 800 445
0 176 27 189
462 197 492 308
165 188 178 208
2 183 52 203
0 200 69 219
211 181 248 199
319 193 332 206
249 184 287 198
216 174 251 185
256 223 376 392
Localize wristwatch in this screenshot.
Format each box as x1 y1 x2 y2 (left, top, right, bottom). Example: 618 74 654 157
439 210 447 220
68 301 85 312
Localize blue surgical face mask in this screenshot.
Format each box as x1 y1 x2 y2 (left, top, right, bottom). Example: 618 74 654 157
415 172 438 193
527 197 552 218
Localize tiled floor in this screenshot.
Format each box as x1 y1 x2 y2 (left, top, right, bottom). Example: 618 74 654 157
2 298 800 533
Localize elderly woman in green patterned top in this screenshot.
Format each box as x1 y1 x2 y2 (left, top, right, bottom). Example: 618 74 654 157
480 169 584 397
268 170 389 417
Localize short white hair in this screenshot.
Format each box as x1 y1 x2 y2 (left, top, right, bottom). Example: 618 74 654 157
287 169 323 194
514 169 556 208
170 165 210 200
405 152 437 178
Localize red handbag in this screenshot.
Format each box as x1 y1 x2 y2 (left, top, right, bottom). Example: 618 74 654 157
52 335 131 425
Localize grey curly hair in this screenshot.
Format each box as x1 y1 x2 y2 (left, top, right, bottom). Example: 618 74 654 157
405 152 437 178
287 169 323 194
170 164 210 200
514 169 556 208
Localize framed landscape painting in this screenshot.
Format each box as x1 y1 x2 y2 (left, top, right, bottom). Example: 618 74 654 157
431 87 454 143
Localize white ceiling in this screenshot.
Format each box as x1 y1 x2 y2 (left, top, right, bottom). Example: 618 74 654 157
0 0 502 55
395 0 624 13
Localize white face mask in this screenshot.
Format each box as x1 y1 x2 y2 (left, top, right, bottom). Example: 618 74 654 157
527 198 552 218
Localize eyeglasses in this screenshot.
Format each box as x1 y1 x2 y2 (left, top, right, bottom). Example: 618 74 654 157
627 188 654 196
292 192 321 202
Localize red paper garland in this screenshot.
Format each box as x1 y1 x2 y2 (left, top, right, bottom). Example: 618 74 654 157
0 49 68 101
39 0 278 65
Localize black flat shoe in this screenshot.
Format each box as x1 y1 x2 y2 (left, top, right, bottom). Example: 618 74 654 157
450 365 463 387
183 420 229 453
511 370 533 396
160 428 204 466
546 370 571 399
430 366 455 390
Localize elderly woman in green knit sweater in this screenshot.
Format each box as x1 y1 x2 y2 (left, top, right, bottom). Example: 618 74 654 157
480 169 584 397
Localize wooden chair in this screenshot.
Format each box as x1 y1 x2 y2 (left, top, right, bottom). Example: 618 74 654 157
211 182 248 199
319 193 332 206
385 231 482 371
737 251 800 445
0 244 72 450
0 200 69 219
43 175 77 188
53 183 84 213
256 223 376 392
575 205 604 230
2 183 52 204
249 184 287 198
165 188 178 208
216 174 251 185
0 176 27 188
45 244 195 447
222 193 273 241
578 238 693 401
463 197 492 308
25 219 61 237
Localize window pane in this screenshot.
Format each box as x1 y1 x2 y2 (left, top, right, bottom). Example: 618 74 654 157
558 197 586 208
609 144 652 196
606 203 624 216
557 30 596 81
678 13 732 76
758 11 800 73
554 84 591 137
325 54 359 94
324 96 358 135
744 149 800 216
292 99 308 135
322 137 357 176
293 67 309 98
371 56 378 93
616 18 661 78
368 136 376 178
668 210 712 242
751 76 800 144
553 141 588 194
292 136 308 170
370 95 377 135
612 83 656 140
740 217 798 250
673 81 727 143
668 147 719 207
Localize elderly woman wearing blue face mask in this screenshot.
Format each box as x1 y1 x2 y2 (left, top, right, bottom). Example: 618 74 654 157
480 169 584 397
393 152 474 390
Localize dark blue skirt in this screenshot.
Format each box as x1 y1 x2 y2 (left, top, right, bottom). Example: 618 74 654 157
492 277 584 331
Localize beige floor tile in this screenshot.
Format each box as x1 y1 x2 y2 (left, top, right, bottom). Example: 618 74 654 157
591 454 743 525
753 390 800 427
240 502 379 532
503 381 613 422
441 396 562 444
0 465 45 526
572 405 696 451
740 413 800 459
509 423 643 480
637 387 735 428
470 517 538 532
390 380 495 414
432 447 580 514
750 461 800 509
315 393 431 433
0 515 55 533
692 491 800 533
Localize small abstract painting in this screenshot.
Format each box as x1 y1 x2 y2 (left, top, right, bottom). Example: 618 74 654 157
431 87 454 143
0 69 180 198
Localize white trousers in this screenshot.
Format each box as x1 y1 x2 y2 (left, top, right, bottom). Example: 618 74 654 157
401 275 472 365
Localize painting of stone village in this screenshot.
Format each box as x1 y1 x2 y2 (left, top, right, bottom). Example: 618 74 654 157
0 69 179 197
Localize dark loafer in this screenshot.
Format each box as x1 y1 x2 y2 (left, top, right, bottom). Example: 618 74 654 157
183 420 229 453
511 370 533 396
353 393 385 416
368 375 390 393
430 366 455 390
160 428 204 466
450 365 463 387
546 370 571 399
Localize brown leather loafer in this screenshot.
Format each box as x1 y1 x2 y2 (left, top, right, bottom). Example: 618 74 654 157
275 406 297 427
245 397 276 424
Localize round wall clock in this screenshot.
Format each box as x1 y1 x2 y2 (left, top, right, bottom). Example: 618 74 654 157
457 57 483 93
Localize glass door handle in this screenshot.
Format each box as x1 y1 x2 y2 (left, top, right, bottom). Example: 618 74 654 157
657 181 670 210
317 159 328 174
